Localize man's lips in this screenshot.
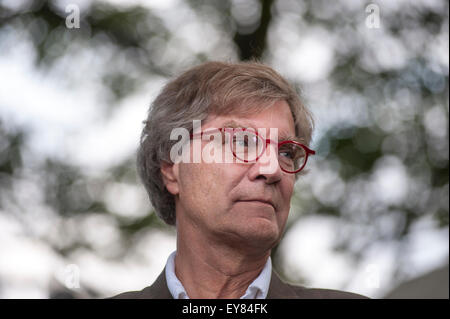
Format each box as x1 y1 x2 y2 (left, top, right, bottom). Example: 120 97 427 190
236 199 275 209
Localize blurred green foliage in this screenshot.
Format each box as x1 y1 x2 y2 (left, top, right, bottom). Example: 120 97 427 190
0 0 448 297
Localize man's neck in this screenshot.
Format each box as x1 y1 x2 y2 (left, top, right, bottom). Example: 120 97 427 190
175 228 271 299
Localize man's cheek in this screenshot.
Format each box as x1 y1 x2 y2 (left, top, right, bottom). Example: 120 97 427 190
285 179 295 198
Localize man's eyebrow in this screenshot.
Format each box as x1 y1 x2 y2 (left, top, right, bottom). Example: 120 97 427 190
221 120 251 129
220 120 303 142
281 135 305 143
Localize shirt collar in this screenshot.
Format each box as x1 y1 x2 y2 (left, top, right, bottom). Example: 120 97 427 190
165 251 272 299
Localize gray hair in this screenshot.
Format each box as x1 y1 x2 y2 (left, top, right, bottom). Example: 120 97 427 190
137 61 314 225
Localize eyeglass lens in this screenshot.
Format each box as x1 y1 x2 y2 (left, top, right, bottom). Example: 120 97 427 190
231 131 307 172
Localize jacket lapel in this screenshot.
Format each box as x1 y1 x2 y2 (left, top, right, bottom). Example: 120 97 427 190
266 270 300 299
139 268 173 299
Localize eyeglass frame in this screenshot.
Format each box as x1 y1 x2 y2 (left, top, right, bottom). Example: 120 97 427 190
189 127 316 174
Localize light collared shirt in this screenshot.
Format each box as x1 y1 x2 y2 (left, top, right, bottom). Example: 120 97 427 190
165 251 272 299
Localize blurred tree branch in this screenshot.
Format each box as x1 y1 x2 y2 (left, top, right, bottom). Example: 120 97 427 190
0 0 448 296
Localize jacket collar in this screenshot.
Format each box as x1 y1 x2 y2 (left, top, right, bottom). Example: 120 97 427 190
141 267 299 299
266 270 300 299
140 268 172 299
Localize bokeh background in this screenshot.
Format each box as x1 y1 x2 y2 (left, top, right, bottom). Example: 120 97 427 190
0 0 448 299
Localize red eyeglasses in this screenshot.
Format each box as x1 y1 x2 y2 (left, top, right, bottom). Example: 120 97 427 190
190 127 315 174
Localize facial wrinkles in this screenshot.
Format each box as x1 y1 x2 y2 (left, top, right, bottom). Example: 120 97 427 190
202 104 295 205
235 117 292 209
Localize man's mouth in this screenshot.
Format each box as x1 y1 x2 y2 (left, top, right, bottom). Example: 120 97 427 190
237 199 275 209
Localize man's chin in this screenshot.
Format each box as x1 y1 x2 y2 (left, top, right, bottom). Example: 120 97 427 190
223 219 281 250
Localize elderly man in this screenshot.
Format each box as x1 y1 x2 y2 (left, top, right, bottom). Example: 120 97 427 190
112 61 367 299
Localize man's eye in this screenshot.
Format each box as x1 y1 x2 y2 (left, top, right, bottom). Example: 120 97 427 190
279 145 303 160
280 151 295 159
234 137 248 147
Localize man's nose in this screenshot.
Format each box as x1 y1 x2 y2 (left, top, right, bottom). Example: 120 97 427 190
248 143 282 184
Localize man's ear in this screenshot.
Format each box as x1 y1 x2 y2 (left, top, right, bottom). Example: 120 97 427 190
161 161 180 195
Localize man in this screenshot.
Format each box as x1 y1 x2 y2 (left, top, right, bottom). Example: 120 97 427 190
111 61 367 299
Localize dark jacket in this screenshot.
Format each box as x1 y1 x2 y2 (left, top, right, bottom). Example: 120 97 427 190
110 268 369 299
